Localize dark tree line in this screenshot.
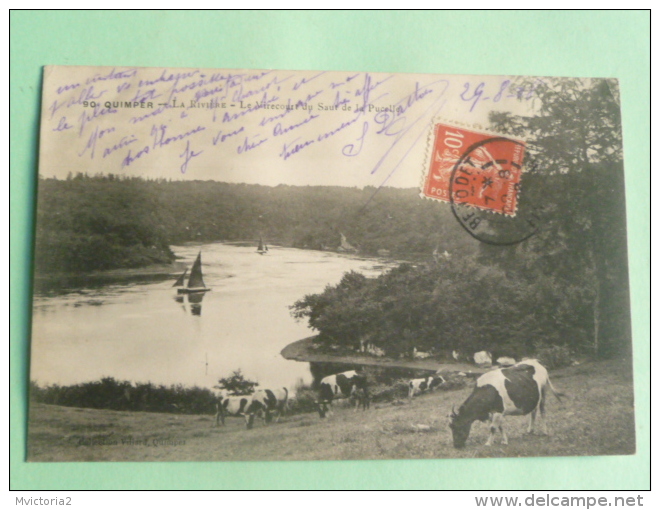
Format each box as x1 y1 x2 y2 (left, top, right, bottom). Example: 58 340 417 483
30 378 217 415
34 175 473 274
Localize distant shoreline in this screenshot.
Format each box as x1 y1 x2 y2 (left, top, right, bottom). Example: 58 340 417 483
33 241 403 282
280 336 483 375
29 244 400 301
33 261 187 284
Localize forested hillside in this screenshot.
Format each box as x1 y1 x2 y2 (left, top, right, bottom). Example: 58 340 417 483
34 176 474 274
35 176 176 273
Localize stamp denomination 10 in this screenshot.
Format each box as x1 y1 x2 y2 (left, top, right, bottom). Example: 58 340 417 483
422 122 525 216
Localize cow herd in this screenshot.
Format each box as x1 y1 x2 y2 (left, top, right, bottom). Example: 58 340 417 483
213 360 563 449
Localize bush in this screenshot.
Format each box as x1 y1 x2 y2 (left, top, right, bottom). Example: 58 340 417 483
369 380 410 402
534 343 573 369
30 378 217 415
287 378 320 414
215 369 258 396
289 388 320 414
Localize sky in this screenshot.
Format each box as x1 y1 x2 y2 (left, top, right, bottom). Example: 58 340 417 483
40 66 541 189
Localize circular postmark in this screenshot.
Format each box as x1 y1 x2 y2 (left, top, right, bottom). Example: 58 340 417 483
449 137 543 246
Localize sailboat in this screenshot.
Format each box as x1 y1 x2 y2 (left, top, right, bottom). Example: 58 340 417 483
174 251 211 294
337 232 357 252
257 236 268 255
172 268 188 289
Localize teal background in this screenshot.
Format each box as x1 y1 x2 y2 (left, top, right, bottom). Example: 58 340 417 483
10 11 650 489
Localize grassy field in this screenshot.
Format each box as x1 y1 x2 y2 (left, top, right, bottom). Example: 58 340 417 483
27 359 636 462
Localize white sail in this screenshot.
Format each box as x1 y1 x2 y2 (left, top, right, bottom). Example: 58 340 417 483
338 233 357 252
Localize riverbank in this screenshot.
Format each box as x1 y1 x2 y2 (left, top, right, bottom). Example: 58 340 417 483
33 261 188 292
32 241 402 293
280 336 483 374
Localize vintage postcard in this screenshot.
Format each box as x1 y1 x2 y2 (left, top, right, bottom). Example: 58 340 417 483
28 66 634 461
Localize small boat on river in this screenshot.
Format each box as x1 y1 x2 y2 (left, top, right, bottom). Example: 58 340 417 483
174 251 211 294
172 267 188 288
337 232 357 253
257 236 268 255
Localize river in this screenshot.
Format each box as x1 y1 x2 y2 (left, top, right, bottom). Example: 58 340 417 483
30 243 395 391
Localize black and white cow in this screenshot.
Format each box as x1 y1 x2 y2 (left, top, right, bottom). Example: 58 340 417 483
448 359 564 448
316 370 369 418
244 388 289 429
214 394 252 428
408 375 445 400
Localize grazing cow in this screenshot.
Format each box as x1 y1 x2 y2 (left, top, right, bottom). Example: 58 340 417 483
316 370 369 418
366 343 386 357
408 375 446 400
244 388 289 429
413 347 431 359
496 356 516 367
214 394 252 427
473 351 492 366
448 359 564 448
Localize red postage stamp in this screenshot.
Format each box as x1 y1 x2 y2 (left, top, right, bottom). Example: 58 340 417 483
421 121 526 216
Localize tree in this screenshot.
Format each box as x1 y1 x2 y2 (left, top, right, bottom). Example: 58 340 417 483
488 77 630 358
215 369 258 396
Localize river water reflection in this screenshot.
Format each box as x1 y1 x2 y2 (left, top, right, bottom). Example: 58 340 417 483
31 243 394 391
